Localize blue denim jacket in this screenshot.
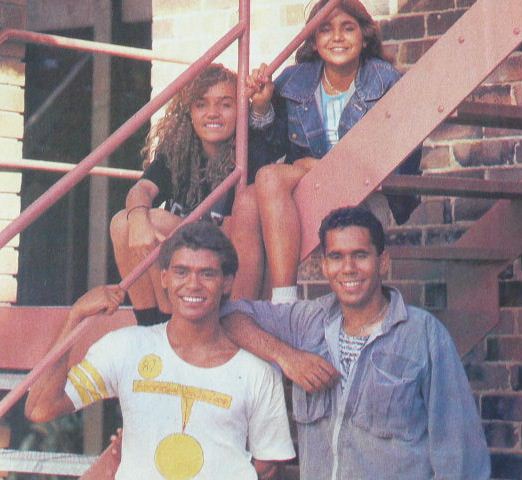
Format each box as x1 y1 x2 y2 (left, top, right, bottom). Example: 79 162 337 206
224 288 490 480
258 58 422 224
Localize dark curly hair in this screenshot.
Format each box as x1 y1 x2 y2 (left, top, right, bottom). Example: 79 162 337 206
295 0 387 64
159 221 238 277
142 64 237 213
319 206 385 255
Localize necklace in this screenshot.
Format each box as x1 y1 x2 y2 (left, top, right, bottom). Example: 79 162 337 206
322 69 350 95
344 299 389 337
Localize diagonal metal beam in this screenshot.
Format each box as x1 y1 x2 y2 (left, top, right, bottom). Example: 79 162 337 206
294 0 522 258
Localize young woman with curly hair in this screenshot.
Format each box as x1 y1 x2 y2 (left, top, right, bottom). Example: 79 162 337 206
111 64 265 325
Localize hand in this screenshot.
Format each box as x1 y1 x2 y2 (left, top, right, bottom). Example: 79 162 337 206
278 348 340 393
71 285 125 321
128 216 160 260
293 156 319 173
246 63 274 114
253 459 279 480
110 428 123 459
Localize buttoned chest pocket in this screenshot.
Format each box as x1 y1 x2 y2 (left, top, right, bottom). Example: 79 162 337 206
287 111 310 149
352 351 422 441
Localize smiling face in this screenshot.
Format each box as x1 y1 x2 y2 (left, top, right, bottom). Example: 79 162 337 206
160 247 233 325
321 226 389 315
189 80 237 159
313 8 364 71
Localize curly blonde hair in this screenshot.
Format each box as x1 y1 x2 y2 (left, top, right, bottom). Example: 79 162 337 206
142 64 237 212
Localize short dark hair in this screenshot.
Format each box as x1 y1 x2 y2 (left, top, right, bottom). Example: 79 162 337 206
158 221 238 276
319 207 385 255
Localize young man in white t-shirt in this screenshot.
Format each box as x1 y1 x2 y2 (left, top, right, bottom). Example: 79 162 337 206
25 222 295 479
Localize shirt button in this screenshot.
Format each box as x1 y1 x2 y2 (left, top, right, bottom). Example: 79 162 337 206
291 133 298 140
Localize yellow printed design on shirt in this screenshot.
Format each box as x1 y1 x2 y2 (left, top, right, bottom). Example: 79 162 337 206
67 360 110 407
134 355 233 479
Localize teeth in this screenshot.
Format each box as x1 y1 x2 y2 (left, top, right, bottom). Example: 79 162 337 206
342 281 361 288
205 123 223 128
181 296 204 303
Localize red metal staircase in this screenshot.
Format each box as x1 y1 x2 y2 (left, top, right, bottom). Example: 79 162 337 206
0 0 521 477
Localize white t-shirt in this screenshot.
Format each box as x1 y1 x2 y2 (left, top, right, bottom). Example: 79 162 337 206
65 323 295 479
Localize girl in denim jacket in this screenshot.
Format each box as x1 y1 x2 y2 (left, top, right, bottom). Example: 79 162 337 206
247 0 421 303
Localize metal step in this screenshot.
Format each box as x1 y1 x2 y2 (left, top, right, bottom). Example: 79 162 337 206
448 101 522 130
0 449 96 476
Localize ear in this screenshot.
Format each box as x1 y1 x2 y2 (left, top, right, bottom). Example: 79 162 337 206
378 250 390 277
321 255 328 278
223 275 234 296
160 269 168 290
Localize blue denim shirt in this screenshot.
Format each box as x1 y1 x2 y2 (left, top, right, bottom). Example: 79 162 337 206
257 58 422 224
224 288 490 480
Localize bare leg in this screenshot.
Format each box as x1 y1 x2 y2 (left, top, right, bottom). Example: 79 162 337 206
110 208 181 313
255 164 307 288
224 185 264 300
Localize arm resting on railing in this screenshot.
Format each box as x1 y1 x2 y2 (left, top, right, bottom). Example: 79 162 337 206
24 286 124 423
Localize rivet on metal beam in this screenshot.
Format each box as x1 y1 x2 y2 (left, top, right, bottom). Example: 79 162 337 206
514 28 521 36
458 36 465 44
437 105 445 113
385 111 391 119
314 183 320 190
364 179 370 186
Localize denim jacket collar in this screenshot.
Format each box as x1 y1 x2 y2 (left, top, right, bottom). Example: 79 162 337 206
317 287 409 334
279 58 392 105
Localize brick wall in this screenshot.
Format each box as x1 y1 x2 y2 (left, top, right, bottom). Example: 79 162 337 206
150 0 522 477
0 0 25 304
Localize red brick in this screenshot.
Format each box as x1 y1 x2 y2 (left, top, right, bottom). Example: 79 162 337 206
385 228 422 246
427 10 465 36
487 167 522 182
468 84 513 105
428 122 482 142
491 453 522 479
0 3 25 29
465 364 510 392
453 140 518 167
510 365 522 391
398 0 454 14
397 38 436 64
407 198 446 225
487 336 522 362
484 127 522 139
380 15 426 41
483 421 519 448
383 281 423 305
453 197 495 221
420 145 451 169
463 339 487 363
485 54 522 84
381 44 399 64
482 394 522 421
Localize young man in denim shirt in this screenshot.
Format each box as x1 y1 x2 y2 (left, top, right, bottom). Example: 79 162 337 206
222 207 490 480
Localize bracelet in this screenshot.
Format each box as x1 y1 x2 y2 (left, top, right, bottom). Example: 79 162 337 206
126 205 149 220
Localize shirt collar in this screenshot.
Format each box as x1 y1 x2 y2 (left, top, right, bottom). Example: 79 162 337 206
279 58 388 104
317 286 409 332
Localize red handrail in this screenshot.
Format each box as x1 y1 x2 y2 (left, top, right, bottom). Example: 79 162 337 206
1 158 142 180
0 0 342 419
0 22 244 250
0 28 190 64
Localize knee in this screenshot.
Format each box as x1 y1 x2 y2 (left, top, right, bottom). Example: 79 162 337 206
110 209 128 246
255 164 286 196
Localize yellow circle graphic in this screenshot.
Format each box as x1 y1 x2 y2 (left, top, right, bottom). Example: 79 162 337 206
138 354 163 379
155 433 204 480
